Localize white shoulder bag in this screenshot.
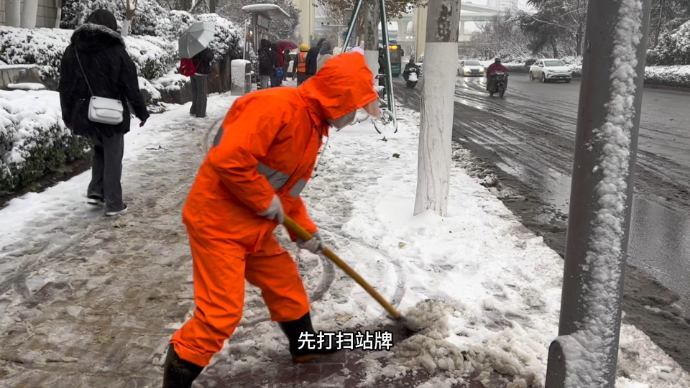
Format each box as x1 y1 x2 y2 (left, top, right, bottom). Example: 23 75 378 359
75 48 124 125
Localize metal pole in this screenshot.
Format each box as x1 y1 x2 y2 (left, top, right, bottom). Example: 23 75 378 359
378 0 397 132
343 0 364 51
545 0 652 386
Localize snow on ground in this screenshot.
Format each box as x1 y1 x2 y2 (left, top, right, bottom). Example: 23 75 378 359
0 91 688 386
209 109 688 386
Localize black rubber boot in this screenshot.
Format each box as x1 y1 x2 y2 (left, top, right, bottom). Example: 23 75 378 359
279 312 339 361
162 344 204 388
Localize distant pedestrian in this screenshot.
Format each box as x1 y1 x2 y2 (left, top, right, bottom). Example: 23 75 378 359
258 39 273 89
293 44 309 86
305 38 325 76
271 43 283 87
58 9 149 217
283 48 290 79
316 40 333 73
190 47 214 118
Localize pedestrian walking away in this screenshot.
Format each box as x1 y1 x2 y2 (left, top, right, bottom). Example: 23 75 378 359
58 9 149 217
190 47 214 118
283 48 291 80
316 39 333 73
271 43 284 87
293 44 309 86
258 39 274 90
162 52 381 388
305 38 325 76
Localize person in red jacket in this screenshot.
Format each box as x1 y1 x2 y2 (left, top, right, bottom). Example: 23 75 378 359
486 57 508 93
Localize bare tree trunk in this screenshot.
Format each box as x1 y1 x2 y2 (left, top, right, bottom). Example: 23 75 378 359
209 0 216 13
414 0 461 216
550 35 559 58
55 0 63 28
575 26 584 56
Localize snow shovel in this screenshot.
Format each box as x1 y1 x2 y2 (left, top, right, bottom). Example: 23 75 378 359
283 215 402 320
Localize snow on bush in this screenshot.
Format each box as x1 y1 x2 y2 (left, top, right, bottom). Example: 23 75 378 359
0 26 175 82
61 0 167 37
123 34 177 80
645 65 690 88
152 69 190 92
0 90 89 194
647 20 690 66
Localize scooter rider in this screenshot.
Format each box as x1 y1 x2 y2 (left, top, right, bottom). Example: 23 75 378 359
403 57 420 81
486 57 508 93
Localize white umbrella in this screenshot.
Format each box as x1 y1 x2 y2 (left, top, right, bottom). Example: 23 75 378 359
179 21 215 59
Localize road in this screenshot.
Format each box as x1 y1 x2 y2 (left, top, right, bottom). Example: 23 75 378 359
394 74 690 371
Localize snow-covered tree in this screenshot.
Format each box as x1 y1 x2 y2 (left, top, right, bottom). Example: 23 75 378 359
414 0 460 217
121 0 139 37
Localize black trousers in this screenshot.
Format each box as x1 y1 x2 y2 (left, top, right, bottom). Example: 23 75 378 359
87 132 125 212
190 74 208 117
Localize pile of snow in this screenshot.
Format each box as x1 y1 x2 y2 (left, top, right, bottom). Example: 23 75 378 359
0 90 88 193
7 83 45 91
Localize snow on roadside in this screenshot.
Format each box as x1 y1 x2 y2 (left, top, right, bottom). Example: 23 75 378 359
0 94 235 276
291 109 689 387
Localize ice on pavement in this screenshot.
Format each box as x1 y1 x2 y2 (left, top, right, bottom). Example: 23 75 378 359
0 92 688 386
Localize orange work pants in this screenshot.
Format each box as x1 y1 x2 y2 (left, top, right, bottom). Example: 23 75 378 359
170 229 310 367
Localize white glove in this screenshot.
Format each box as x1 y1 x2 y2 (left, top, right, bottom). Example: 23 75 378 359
257 195 284 224
297 232 324 254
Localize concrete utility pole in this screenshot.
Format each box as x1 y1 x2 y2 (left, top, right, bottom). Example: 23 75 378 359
5 0 21 27
20 0 39 28
413 0 460 216
545 0 652 387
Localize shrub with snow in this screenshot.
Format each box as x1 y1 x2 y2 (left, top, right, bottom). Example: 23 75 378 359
0 90 89 194
0 27 176 82
647 20 690 66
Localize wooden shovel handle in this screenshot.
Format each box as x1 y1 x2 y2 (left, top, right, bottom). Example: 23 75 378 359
284 215 402 320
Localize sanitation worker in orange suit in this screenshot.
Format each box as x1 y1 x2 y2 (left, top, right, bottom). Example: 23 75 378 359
162 52 380 388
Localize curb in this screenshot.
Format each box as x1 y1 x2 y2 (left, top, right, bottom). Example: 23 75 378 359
643 83 690 93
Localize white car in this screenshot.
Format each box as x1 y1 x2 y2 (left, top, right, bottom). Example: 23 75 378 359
529 59 572 83
458 60 485 77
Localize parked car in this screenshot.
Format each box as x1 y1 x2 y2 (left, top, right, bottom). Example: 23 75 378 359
458 59 485 77
529 59 572 83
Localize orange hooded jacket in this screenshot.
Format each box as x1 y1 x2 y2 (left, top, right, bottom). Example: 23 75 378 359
182 53 378 248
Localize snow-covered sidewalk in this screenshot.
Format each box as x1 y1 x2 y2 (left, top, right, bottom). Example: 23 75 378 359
0 97 688 387
203 109 690 387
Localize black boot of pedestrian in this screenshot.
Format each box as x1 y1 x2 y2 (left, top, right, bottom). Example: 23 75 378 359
162 344 204 388
278 312 339 362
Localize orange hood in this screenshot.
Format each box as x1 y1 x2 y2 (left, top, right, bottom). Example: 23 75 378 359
298 52 378 124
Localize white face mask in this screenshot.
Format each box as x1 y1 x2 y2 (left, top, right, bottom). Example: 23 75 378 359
327 110 357 130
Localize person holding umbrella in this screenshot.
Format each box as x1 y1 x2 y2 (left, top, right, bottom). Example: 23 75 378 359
190 47 214 117
179 22 215 117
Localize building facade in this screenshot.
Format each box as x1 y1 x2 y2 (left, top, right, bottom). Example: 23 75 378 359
0 0 59 28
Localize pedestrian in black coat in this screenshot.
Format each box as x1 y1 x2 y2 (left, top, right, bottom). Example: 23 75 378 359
305 38 326 76
58 9 149 216
190 47 214 118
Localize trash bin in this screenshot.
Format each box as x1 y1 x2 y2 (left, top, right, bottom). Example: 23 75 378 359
231 59 251 96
